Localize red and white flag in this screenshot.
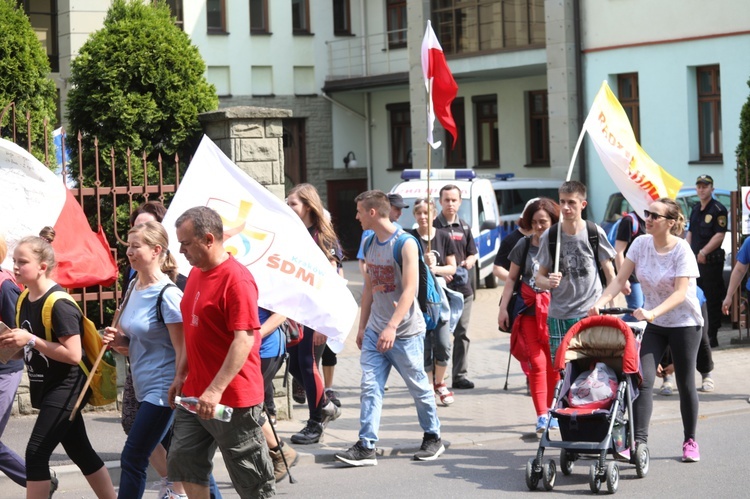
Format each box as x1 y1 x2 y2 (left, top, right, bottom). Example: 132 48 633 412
421 20 458 149
0 138 118 288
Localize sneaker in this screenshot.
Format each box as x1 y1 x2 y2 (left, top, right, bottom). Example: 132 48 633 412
549 417 560 431
320 400 341 427
434 383 455 406
162 492 188 499
335 441 377 467
535 415 548 434
452 378 475 390
699 376 715 393
413 433 445 461
153 476 172 498
49 469 58 498
659 380 674 396
325 388 342 408
291 420 325 445
292 378 306 404
682 438 700 462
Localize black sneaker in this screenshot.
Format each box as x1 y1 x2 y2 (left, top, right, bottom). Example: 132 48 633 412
320 400 341 427
290 420 324 445
325 388 341 407
335 441 377 467
413 433 445 461
452 378 475 390
292 378 306 404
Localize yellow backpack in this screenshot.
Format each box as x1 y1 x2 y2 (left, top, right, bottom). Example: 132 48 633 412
16 290 117 407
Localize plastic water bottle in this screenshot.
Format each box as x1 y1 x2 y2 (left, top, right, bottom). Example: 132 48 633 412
174 396 233 422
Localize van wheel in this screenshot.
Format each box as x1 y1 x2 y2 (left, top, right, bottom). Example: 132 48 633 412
484 273 498 288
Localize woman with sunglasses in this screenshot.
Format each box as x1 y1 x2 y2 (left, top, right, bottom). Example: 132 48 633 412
409 197 457 405
498 198 560 432
589 198 703 463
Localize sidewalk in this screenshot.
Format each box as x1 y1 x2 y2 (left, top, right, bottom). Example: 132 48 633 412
2 260 749 486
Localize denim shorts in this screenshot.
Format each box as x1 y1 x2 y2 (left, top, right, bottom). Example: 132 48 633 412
167 404 275 498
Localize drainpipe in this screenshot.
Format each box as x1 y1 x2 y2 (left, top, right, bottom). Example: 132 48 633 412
573 0 586 183
366 92 373 189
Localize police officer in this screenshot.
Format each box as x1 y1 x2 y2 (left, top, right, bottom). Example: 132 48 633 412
687 174 727 348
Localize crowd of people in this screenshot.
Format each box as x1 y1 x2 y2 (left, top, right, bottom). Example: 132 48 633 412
0 172 747 497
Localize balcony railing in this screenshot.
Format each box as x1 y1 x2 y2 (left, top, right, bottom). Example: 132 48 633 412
326 29 409 80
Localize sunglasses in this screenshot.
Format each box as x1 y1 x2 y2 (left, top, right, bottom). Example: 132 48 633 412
643 210 672 221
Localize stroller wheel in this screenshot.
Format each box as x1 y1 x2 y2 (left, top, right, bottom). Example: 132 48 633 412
542 460 557 491
559 450 575 475
525 458 540 490
605 462 619 494
635 443 650 478
588 464 602 493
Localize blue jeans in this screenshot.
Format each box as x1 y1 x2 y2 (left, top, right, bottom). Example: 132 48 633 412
118 402 174 499
623 282 644 322
0 370 25 486
359 328 440 448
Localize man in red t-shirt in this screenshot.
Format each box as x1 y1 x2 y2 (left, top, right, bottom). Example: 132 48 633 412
167 206 274 498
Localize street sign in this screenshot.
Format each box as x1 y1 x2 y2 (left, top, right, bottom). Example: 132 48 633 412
742 186 750 235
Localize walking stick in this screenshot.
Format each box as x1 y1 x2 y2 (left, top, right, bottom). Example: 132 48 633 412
264 405 296 484
69 283 134 421
503 348 512 391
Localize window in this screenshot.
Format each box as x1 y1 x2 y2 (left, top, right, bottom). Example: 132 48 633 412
292 0 310 33
617 73 640 143
207 0 226 33
165 0 184 30
387 0 407 48
20 0 58 72
333 0 350 35
250 0 269 33
473 95 498 167
387 103 412 169
432 0 544 55
528 90 549 165
447 98 466 167
697 65 722 161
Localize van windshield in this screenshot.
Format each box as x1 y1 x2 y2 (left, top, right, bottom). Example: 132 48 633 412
496 188 560 216
397 198 472 231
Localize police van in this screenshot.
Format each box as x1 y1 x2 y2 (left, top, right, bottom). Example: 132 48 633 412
390 169 501 289
490 174 563 240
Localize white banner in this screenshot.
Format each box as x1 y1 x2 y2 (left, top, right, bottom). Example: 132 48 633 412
162 136 356 352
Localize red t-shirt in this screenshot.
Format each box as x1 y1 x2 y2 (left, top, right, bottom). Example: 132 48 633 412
181 255 263 408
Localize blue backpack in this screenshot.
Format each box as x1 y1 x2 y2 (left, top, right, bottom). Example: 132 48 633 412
606 212 641 247
364 232 443 330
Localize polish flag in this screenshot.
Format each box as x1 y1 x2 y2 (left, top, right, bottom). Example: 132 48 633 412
421 20 458 149
0 138 118 288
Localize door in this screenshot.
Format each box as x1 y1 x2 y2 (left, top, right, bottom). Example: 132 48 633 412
327 178 368 259
282 118 306 194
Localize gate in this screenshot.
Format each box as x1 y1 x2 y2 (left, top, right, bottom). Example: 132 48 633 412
0 102 182 325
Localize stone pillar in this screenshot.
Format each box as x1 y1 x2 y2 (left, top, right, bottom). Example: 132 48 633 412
546 0 581 180
199 106 294 420
199 106 292 201
407 0 432 170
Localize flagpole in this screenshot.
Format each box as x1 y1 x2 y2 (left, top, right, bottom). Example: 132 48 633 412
426 79 433 254
553 125 587 273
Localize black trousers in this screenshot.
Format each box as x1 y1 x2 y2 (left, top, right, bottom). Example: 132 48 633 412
697 262 724 341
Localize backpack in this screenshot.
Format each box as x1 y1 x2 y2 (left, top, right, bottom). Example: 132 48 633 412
16 290 117 407
0 269 21 323
364 232 443 331
155 283 177 323
548 220 608 286
606 212 641 247
501 236 532 333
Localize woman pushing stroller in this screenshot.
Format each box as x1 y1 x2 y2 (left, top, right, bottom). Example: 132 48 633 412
589 197 703 463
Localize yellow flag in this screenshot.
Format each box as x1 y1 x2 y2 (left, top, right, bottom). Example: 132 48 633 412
584 81 683 216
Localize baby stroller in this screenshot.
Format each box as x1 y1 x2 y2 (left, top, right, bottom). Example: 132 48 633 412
525 309 649 494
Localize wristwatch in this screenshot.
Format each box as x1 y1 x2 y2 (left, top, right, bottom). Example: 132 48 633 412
24 336 36 353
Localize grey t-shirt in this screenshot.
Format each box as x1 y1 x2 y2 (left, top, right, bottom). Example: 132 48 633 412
537 224 616 319
508 238 542 291
364 231 425 338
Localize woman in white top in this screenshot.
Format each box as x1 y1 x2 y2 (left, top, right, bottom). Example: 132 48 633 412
589 198 703 463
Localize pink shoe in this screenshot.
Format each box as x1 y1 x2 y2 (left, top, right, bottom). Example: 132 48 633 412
682 438 700 462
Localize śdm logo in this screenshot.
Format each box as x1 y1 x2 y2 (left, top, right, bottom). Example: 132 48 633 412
206 198 274 265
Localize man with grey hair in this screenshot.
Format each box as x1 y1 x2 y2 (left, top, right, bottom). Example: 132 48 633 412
167 206 274 498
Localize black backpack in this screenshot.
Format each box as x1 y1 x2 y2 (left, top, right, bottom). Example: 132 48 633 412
548 220 608 286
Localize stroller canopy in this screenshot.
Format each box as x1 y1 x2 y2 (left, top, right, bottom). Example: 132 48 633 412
553 315 641 383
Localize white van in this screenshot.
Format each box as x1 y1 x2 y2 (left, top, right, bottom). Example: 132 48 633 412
390 169 501 289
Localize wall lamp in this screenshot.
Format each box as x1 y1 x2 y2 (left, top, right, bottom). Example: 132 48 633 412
343 151 357 169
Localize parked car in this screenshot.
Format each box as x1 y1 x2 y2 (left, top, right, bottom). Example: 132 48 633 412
390 169 500 289
601 188 733 276
490 174 563 239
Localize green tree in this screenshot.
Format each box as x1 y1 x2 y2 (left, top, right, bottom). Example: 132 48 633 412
738 76 750 185
67 0 217 254
0 0 57 162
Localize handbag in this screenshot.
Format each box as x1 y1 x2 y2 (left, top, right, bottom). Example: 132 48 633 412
281 319 304 348
499 236 532 333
